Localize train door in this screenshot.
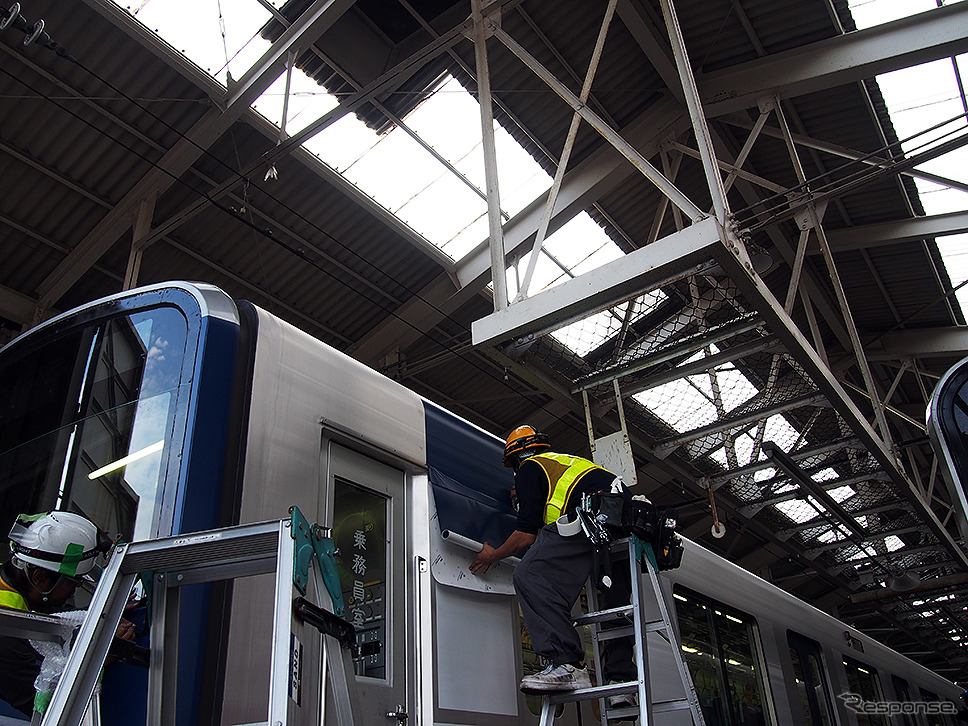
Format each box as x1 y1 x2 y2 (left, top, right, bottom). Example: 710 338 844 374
787 632 837 726
325 441 409 725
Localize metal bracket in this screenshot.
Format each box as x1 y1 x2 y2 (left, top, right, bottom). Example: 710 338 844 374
289 506 346 616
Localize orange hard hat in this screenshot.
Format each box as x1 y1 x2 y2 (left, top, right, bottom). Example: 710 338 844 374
503 425 550 467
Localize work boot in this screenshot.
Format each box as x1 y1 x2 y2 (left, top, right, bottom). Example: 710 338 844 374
519 663 592 693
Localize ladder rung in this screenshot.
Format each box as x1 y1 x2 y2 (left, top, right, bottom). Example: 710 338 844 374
546 680 639 705
595 625 634 641
653 698 694 713
607 704 640 720
574 604 633 625
586 620 668 645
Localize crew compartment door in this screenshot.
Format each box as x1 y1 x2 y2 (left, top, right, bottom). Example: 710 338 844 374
325 441 409 725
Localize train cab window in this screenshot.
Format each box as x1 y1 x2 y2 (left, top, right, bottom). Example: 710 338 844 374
890 676 918 726
333 477 388 679
674 587 773 726
787 632 836 726
0 306 190 542
842 657 888 726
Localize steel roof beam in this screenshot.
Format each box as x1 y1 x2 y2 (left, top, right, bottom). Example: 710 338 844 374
865 327 968 361
471 216 722 347
824 211 968 252
700 3 968 116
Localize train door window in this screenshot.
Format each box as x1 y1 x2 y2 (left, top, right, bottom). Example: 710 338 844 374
674 587 773 726
788 631 836 726
333 477 389 678
0 306 190 543
842 657 888 726
890 676 918 726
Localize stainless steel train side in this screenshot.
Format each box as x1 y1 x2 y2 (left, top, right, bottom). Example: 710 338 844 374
220 301 962 726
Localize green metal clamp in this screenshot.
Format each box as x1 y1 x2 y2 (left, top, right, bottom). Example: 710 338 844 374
289 506 346 617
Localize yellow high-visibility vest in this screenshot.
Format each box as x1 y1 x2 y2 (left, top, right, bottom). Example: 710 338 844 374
529 453 608 524
0 576 28 611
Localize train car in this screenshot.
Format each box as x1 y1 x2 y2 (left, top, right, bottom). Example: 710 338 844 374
0 282 962 726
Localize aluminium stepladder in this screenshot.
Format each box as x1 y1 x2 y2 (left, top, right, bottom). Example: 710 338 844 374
34 508 362 726
538 537 706 726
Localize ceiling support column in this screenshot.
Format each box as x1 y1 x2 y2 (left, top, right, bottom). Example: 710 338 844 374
471 0 509 311
122 194 156 291
488 21 704 222
658 0 729 224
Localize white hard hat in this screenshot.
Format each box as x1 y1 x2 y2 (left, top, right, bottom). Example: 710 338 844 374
8 511 101 577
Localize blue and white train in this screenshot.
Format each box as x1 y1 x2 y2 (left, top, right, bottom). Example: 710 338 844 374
0 282 961 726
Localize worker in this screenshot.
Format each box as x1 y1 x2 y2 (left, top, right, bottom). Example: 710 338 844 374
470 425 636 702
0 511 130 717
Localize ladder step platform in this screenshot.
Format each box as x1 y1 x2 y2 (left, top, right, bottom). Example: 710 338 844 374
573 603 633 624
545 680 639 705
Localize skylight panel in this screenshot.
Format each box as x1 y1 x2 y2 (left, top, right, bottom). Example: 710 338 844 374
115 0 271 84
818 529 847 544
635 378 719 433
884 535 906 551
404 77 485 172
710 367 757 412
754 467 776 482
396 178 488 244
761 415 801 451
774 498 819 525
545 215 623 271
253 70 340 137
811 468 838 482
849 0 944 28
340 130 445 212
825 484 857 503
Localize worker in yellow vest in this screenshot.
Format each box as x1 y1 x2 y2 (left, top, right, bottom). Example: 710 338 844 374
0 511 105 717
470 426 636 704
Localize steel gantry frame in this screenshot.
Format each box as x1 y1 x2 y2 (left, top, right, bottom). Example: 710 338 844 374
466 0 968 672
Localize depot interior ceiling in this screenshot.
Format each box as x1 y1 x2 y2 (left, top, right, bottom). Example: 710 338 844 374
0 0 967 677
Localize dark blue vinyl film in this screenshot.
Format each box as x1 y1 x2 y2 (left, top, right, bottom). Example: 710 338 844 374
423 401 518 547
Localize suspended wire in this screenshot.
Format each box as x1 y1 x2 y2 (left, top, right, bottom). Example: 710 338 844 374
217 0 231 74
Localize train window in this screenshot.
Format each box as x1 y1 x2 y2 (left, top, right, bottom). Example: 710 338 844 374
788 631 836 726
919 689 955 726
0 306 189 542
890 676 918 726
842 657 888 726
674 587 773 726
333 477 388 679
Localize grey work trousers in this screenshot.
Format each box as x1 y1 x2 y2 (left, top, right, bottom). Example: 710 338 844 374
513 523 635 682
